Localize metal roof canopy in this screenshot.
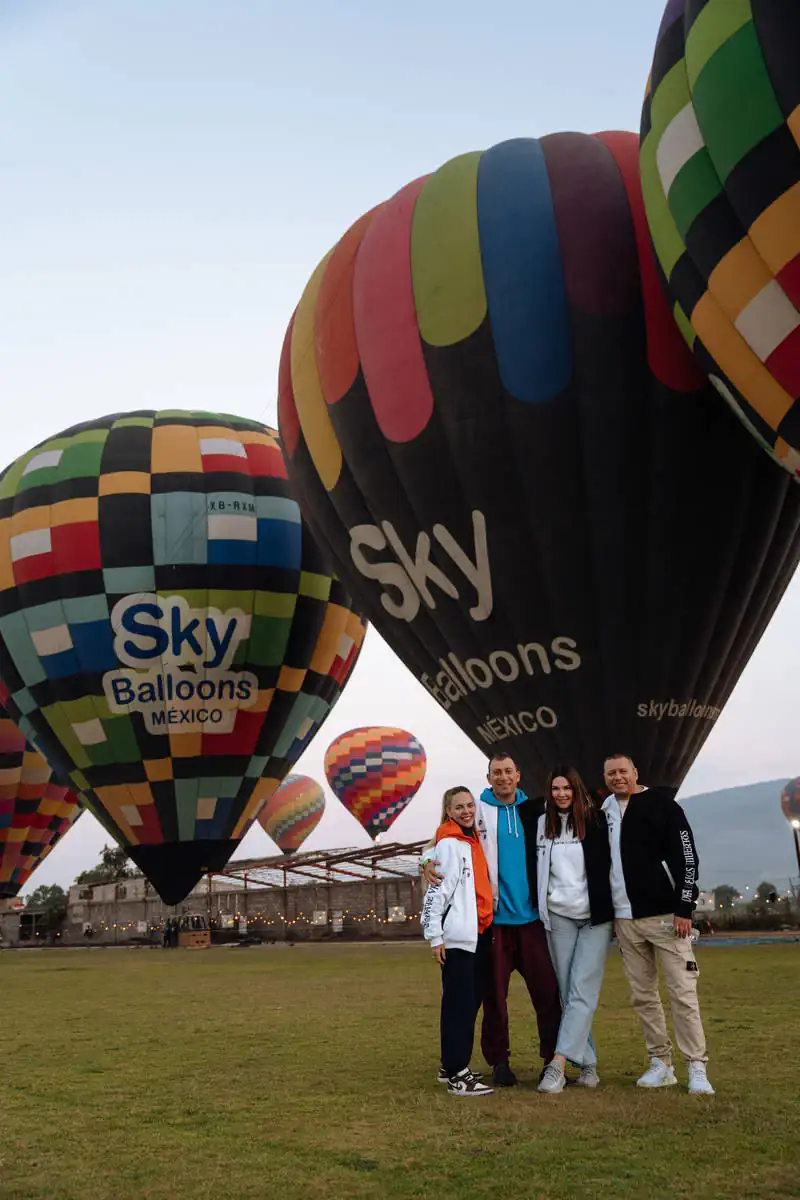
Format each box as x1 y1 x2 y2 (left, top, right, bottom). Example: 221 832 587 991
212 840 428 889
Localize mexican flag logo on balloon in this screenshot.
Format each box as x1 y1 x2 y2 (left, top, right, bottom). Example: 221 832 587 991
0 411 366 904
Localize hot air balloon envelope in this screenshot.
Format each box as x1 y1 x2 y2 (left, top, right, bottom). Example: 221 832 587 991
780 777 800 823
258 773 325 854
641 0 800 479
0 698 83 898
281 132 800 796
0 412 366 904
324 726 426 838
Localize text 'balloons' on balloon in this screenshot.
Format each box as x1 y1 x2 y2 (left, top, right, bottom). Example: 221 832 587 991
279 131 800 797
257 773 325 855
641 0 800 480
0 695 83 898
0 411 367 905
324 727 426 839
780 777 800 823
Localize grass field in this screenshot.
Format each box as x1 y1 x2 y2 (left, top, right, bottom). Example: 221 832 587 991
1 942 798 1200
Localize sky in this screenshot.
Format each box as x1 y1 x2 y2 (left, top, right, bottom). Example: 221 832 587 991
2 0 799 892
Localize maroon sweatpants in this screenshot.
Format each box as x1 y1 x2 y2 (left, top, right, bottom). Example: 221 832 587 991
480 921 561 1067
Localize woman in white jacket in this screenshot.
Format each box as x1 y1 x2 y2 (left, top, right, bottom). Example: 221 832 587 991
421 786 494 1096
536 765 614 1094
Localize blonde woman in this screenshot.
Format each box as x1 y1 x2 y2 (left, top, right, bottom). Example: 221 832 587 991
421 786 494 1096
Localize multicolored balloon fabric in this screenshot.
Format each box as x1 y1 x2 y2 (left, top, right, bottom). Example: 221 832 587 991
257 773 325 855
0 696 83 898
641 0 800 479
0 411 367 904
324 727 426 838
280 131 800 797
780 777 800 823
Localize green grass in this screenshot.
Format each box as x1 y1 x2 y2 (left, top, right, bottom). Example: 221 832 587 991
0 943 798 1200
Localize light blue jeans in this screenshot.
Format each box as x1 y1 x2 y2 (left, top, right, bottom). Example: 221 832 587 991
546 912 613 1067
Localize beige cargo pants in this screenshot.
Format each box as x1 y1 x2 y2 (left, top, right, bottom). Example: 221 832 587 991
615 915 708 1064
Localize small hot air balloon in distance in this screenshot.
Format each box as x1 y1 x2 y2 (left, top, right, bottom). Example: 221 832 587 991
0 695 83 898
280 130 800 796
641 0 800 479
0 411 366 904
324 726 426 839
780 777 800 824
257 773 325 855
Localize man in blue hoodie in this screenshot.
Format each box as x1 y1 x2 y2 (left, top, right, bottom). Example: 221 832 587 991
424 752 561 1087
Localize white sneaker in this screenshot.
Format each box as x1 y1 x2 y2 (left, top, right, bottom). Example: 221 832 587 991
537 1062 566 1094
636 1057 677 1088
574 1065 600 1088
688 1062 715 1095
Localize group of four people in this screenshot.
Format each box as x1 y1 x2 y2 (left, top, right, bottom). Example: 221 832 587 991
420 752 714 1098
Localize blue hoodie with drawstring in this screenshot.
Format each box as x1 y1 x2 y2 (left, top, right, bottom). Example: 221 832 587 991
480 787 539 925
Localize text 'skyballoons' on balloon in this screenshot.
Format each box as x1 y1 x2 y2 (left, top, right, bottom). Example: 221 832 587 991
0 694 83 897
780 777 800 823
257 773 325 854
0 412 366 904
641 0 800 479
324 727 426 838
280 132 800 796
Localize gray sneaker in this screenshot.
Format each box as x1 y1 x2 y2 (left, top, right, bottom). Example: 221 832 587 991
574 1065 600 1088
636 1057 677 1088
688 1062 715 1095
537 1061 566 1094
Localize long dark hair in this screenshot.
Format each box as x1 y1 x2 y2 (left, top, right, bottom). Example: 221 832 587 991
543 765 594 840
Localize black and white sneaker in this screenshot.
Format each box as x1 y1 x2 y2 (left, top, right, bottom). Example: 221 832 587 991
438 1065 484 1083
447 1069 494 1096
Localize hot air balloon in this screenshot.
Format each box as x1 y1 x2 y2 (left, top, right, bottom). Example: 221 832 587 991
0 695 83 897
780 777 800 823
640 0 800 480
279 132 800 798
257 773 325 854
0 411 366 904
324 727 426 838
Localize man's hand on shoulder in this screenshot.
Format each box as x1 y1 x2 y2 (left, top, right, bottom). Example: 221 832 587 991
422 860 444 886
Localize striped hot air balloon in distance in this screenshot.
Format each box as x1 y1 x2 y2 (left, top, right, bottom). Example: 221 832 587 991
258 773 325 855
0 694 83 898
324 727 426 839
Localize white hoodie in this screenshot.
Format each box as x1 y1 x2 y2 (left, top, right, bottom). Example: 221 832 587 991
420 837 480 952
422 797 502 910
535 813 591 930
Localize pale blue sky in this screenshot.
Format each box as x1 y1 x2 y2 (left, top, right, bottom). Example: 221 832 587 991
2 0 798 890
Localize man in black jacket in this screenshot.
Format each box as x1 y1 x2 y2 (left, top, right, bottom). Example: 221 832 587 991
602 753 715 1096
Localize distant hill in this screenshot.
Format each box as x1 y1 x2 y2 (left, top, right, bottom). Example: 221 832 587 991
680 779 797 894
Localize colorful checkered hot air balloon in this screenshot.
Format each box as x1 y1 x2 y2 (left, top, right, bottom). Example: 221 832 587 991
257 773 325 854
0 411 366 904
279 131 800 797
324 727 426 838
0 695 82 898
641 0 800 479
780 777 800 823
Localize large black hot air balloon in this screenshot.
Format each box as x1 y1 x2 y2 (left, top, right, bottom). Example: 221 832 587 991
278 132 800 796
0 411 366 903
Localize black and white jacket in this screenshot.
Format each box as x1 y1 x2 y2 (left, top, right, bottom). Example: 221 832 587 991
602 788 700 920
